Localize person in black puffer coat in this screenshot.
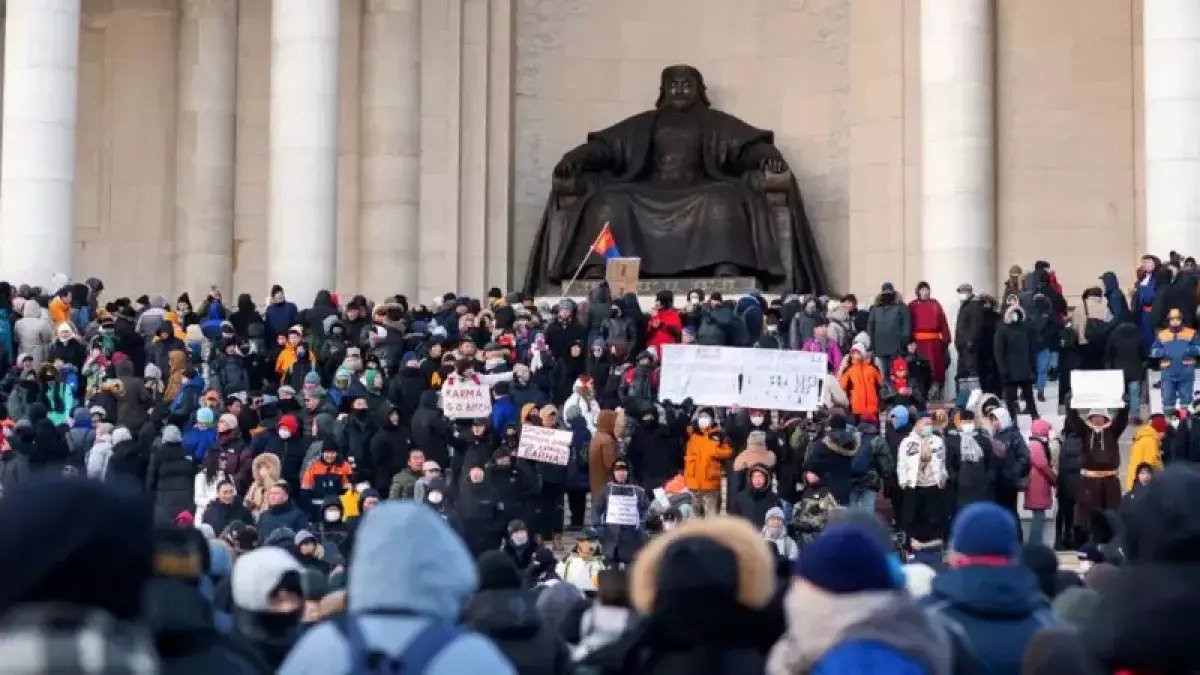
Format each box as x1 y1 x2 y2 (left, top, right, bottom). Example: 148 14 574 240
146 425 197 524
463 551 572 675
367 404 410 493
802 415 859 506
994 302 1040 422
729 465 782 529
1055 431 1084 551
27 404 71 473
410 390 452 470
1104 319 1148 415
624 401 685 491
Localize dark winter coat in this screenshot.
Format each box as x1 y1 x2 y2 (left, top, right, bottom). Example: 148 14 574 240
955 297 985 378
944 428 996 508
256 501 309 541
803 432 859 505
367 416 409 492
146 441 196 522
867 299 911 358
1104 321 1148 383
729 476 783 530
464 588 572 675
994 309 1038 384
411 390 451 469
923 565 1057 675
201 499 254 539
144 577 271 675
455 479 505 558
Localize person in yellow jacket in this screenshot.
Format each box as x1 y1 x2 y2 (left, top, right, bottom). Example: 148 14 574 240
1125 414 1166 492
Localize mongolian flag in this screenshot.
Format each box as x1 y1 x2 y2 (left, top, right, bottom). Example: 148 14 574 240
591 223 622 261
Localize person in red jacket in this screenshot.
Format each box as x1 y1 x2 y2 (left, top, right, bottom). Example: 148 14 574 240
646 290 683 359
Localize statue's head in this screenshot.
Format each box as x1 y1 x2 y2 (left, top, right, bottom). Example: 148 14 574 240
656 65 710 110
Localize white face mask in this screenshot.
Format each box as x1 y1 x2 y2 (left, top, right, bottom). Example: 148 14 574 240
427 491 444 505
510 532 528 546
323 510 340 523
958 293 970 303
959 423 974 434
663 521 676 532
278 428 292 439
749 416 764 427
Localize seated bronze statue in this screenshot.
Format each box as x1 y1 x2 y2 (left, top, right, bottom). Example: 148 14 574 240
523 64 829 296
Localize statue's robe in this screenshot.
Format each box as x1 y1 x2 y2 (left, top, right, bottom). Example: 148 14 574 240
523 106 829 295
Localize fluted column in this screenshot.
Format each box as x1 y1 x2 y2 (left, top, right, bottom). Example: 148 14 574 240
360 0 420 300
920 0 994 298
175 0 239 298
0 0 81 287
1144 0 1200 257
268 0 339 302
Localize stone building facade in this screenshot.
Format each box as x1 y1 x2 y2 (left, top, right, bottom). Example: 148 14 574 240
0 0 1191 304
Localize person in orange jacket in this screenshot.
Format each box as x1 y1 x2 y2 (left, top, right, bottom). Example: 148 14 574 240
839 346 883 419
301 443 353 513
684 406 733 517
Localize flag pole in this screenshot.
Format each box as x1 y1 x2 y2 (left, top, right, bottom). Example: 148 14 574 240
560 223 608 298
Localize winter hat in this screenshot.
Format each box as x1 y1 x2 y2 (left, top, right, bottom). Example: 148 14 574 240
278 385 297 398
880 282 896 293
1020 626 1106 675
294 530 318 547
1149 414 1170 435
174 511 195 528
162 425 183 444
476 550 521 590
89 405 107 419
0 476 154 621
196 408 215 426
231 547 303 612
1030 418 1052 438
218 413 239 432
764 506 785 524
303 371 321 387
507 519 527 535
277 415 299 436
949 502 1020 562
888 405 910 428
143 363 163 380
793 525 900 594
263 527 296 549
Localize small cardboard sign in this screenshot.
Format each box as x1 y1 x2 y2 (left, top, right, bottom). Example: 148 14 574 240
606 257 641 297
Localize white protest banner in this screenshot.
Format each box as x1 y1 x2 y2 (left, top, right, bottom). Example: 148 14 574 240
658 344 741 407
658 345 825 411
440 375 492 418
738 349 826 411
516 425 573 465
604 490 640 526
1070 369 1124 409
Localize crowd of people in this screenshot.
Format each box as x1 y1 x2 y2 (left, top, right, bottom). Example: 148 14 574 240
0 252 1195 674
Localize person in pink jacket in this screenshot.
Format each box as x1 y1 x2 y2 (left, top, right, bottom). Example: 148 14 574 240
1025 418 1057 544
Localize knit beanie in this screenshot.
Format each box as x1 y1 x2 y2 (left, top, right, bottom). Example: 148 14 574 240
949 502 1019 560
746 430 767 452
231 547 302 612
477 550 521 590
888 405 910 428
793 525 899 594
196 408 215 426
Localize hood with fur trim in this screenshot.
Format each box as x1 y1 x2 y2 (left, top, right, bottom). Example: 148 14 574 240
631 515 774 615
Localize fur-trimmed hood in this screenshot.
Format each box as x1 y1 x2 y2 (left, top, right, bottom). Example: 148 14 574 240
251 452 281 484
631 515 774 615
823 430 860 457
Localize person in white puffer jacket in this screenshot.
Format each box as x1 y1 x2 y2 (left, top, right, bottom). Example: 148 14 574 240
563 377 602 432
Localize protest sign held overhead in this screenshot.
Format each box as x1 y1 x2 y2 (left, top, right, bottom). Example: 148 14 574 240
440 374 492 419
658 344 825 411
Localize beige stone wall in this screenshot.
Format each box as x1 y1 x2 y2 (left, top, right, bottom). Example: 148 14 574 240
995 0 1140 299
59 0 1147 301
75 0 179 298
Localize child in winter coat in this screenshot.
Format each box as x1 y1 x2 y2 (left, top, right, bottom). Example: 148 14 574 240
1025 418 1057 545
762 506 798 561
838 347 882 419
1125 414 1166 492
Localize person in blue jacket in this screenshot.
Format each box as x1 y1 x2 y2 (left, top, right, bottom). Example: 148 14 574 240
767 524 952 674
1150 308 1199 414
489 381 518 435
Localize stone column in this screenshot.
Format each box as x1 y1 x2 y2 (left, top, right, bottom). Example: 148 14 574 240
268 0 339 302
175 0 239 298
920 0 995 298
360 0 420 300
1144 0 1200 257
0 0 81 287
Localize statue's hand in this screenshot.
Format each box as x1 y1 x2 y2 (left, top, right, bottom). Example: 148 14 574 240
762 157 788 174
553 159 582 179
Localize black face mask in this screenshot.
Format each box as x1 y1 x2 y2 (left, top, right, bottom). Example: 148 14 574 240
353 409 368 418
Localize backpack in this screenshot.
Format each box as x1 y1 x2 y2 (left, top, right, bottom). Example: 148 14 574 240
334 614 460 675
850 433 875 477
